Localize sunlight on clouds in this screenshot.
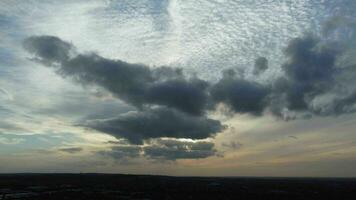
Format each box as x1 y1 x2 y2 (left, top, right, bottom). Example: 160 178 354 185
1 0 356 176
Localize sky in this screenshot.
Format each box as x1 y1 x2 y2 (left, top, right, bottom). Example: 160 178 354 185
1 0 356 177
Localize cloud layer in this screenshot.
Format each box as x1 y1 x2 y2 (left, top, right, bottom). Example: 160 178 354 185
23 24 356 145
99 138 217 161
87 107 223 144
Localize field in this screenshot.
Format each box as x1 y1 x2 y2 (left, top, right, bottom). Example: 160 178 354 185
0 174 355 199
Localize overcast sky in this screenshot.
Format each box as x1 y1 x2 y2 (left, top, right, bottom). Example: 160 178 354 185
1 0 356 177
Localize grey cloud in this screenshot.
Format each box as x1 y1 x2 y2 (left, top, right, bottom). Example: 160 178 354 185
327 90 356 115
337 90 356 110
86 107 225 144
210 70 270 115
281 36 338 110
99 139 216 161
215 30 356 118
143 139 216 160
23 36 273 122
145 78 209 115
24 36 208 116
99 146 141 160
270 32 356 117
253 57 268 75
23 36 73 64
62 53 153 106
58 147 83 154
24 36 223 144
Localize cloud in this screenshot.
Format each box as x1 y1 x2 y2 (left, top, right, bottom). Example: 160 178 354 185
145 78 209 115
144 139 216 160
86 107 224 144
98 145 141 160
0 132 84 154
23 36 209 116
99 138 217 161
0 136 25 145
23 19 356 145
0 121 28 133
270 32 356 116
330 90 356 114
253 57 268 75
58 147 83 154
280 35 338 110
23 36 73 64
210 69 270 115
322 16 356 37
22 36 225 144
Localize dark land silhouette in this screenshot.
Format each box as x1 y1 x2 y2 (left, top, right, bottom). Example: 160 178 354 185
0 174 356 199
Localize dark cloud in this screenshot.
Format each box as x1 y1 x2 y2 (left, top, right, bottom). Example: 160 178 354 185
269 32 356 117
253 57 268 75
143 139 216 160
145 78 209 115
23 36 73 64
58 147 83 154
99 139 216 161
22 36 273 122
86 107 224 144
23 36 224 145
280 35 338 110
62 53 153 106
23 36 208 116
99 146 141 160
210 70 270 115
